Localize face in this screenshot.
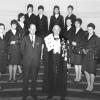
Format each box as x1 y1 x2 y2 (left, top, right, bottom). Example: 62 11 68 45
38 9 44 15
75 21 81 28
68 7 73 14
11 24 17 30
53 25 60 36
66 19 72 27
27 7 33 13
87 27 94 35
0 25 5 35
54 8 59 14
20 16 25 23
29 24 36 35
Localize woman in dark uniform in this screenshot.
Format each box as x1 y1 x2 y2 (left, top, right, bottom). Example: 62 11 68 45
5 19 20 82
83 23 100 92
49 5 64 36
17 13 26 74
65 5 76 27
0 23 8 90
44 25 67 100
17 13 26 40
63 18 75 69
71 18 85 82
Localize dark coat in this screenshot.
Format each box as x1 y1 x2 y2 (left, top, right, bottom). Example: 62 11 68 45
65 14 76 27
5 30 20 65
63 26 75 42
20 35 42 67
0 37 8 73
49 15 64 35
71 28 85 65
36 15 48 38
24 13 37 35
82 33 100 74
17 22 26 40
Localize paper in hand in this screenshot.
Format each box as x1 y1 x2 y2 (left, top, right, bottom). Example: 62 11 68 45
44 34 54 52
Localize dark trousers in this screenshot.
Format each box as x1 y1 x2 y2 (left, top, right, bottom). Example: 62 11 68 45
22 61 39 98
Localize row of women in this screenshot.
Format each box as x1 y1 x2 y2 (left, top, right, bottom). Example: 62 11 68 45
0 3 100 100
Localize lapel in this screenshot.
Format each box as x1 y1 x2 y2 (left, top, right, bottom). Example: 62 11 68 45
75 28 82 36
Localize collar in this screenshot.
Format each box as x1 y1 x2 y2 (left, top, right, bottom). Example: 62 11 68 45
19 21 24 28
11 29 16 35
76 27 81 34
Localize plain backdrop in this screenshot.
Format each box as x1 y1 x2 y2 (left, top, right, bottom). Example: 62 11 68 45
0 0 100 36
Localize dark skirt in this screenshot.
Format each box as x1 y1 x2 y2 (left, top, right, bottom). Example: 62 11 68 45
9 44 20 65
82 53 96 75
0 53 8 73
70 53 82 65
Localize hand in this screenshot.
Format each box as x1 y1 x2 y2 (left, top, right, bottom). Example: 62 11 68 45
83 49 88 54
10 41 16 45
72 41 77 46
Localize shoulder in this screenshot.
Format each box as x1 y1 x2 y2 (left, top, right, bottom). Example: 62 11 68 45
43 15 48 19
71 14 76 18
32 13 37 17
6 30 11 35
59 15 64 19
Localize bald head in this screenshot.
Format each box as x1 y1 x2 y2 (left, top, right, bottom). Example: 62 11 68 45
28 24 36 35
52 25 61 36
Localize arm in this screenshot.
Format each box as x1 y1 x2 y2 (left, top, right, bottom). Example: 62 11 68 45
20 37 26 56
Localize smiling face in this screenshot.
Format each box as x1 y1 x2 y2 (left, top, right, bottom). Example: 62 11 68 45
53 25 61 36
54 8 59 14
66 19 72 27
11 24 17 30
67 7 73 15
38 9 44 15
29 24 36 35
27 7 33 13
87 27 94 35
20 16 25 23
75 21 81 28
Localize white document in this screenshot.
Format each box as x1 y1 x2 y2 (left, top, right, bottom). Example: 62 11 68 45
44 34 55 52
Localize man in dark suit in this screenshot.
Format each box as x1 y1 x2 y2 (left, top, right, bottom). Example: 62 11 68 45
24 4 37 35
21 24 42 100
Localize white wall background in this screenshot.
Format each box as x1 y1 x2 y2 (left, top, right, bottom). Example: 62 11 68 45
0 0 100 36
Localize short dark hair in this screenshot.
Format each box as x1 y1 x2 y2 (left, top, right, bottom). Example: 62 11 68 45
27 4 33 10
38 5 44 10
87 23 95 30
0 23 5 30
18 13 24 21
54 5 60 10
11 19 18 26
68 5 74 10
75 18 82 25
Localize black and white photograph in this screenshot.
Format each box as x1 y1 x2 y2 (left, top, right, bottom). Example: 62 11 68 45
0 0 100 100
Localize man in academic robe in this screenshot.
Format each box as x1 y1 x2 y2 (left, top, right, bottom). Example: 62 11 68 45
21 24 42 100
44 25 67 100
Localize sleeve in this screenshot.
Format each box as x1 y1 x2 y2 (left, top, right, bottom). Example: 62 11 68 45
45 17 49 36
20 37 26 56
49 16 53 33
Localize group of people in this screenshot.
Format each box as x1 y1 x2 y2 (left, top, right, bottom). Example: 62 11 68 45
0 3 100 100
